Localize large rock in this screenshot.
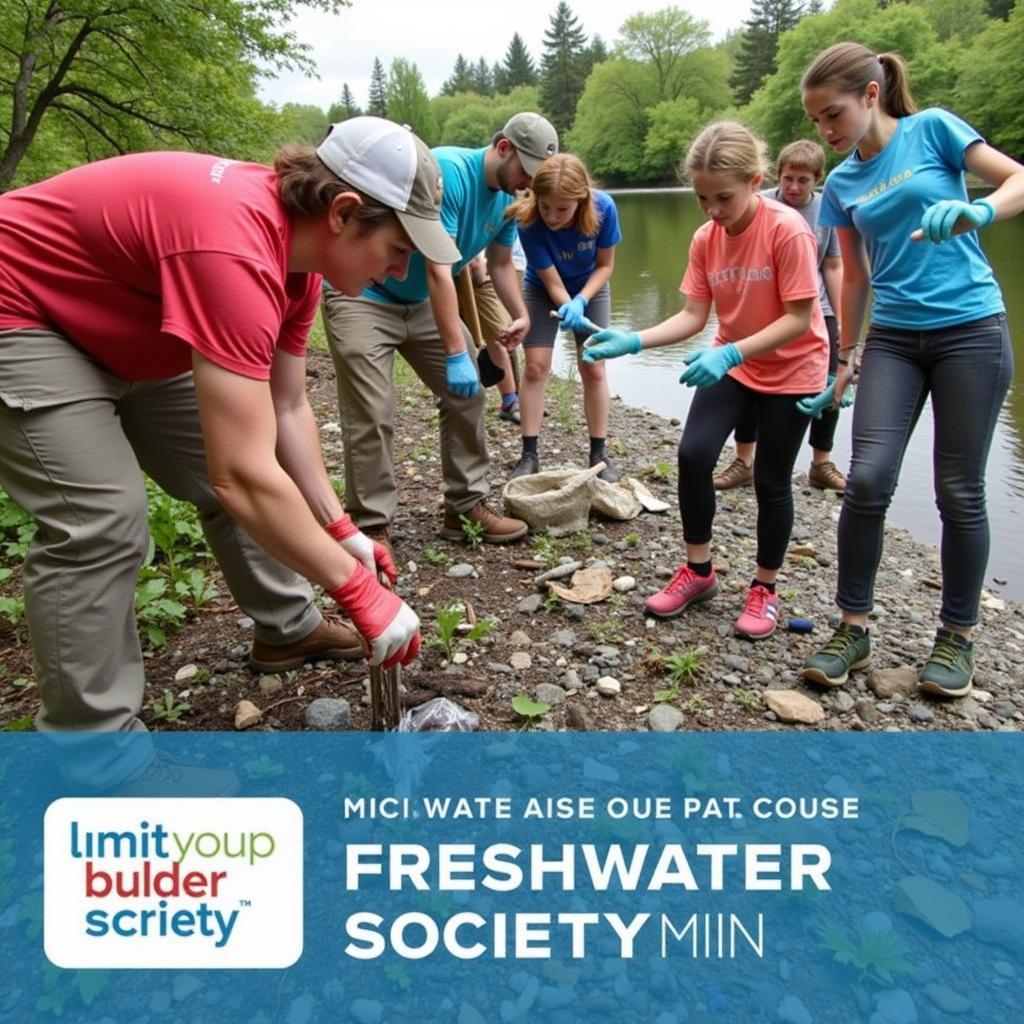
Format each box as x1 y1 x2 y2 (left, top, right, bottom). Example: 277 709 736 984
649 705 684 732
972 898 1024 957
763 690 825 725
304 697 350 731
867 666 919 698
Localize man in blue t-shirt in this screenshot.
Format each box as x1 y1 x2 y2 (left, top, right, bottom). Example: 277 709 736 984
322 113 558 553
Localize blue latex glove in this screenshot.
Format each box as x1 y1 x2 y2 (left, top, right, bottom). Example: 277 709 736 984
796 381 854 419
557 294 589 333
918 197 995 243
445 350 479 398
678 343 743 388
581 329 642 363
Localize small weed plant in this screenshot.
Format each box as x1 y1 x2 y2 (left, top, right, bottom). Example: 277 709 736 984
654 648 704 702
819 919 912 987
148 689 192 726
458 514 486 549
512 694 550 728
428 602 496 660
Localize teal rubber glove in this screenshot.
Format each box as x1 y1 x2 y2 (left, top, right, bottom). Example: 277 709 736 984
918 198 995 243
581 329 642 363
796 381 854 419
678 343 743 388
445 350 479 398
557 294 589 333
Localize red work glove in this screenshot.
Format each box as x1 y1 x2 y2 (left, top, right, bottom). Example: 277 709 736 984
325 514 397 585
328 562 420 668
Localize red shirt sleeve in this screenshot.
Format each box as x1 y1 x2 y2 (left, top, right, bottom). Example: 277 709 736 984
681 227 712 303
772 227 820 303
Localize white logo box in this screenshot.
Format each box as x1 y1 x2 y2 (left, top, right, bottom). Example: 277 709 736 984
44 798 303 969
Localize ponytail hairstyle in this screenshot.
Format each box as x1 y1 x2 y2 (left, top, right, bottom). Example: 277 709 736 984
801 42 916 119
505 153 599 236
683 121 768 184
274 143 400 232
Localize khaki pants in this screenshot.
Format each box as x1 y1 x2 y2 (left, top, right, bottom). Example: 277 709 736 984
0 330 323 735
322 288 490 528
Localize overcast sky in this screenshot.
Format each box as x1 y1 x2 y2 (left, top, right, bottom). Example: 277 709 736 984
260 1 755 112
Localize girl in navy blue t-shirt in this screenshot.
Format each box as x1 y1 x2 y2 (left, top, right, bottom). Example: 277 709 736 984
799 41 1024 698
505 154 623 482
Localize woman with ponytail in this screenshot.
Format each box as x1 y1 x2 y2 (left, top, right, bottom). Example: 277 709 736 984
799 42 1024 697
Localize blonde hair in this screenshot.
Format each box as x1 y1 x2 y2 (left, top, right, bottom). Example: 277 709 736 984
776 139 826 184
274 143 399 230
505 153 599 237
683 122 768 184
802 42 917 119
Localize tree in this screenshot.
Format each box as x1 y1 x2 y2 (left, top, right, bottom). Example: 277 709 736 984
730 0 806 106
327 84 361 124
438 85 541 148
616 8 714 100
587 34 609 69
539 2 590 135
278 104 329 144
442 54 475 96
916 0 988 42
0 0 347 192
498 33 538 91
385 59 437 144
471 57 493 97
367 57 388 117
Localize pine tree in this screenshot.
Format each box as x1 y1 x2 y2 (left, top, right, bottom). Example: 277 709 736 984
730 0 805 106
539 2 589 136
471 57 493 96
806 0 824 12
585 34 609 71
367 57 388 117
441 54 474 95
327 83 361 123
500 33 538 91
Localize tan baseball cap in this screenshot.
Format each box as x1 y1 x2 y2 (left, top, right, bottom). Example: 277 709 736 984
316 117 460 265
502 112 559 176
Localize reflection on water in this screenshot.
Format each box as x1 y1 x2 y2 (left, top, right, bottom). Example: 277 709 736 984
552 189 1024 599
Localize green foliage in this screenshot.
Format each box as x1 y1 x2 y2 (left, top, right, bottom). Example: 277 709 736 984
277 103 329 145
820 919 912 986
539 1 591 135
729 0 806 105
655 648 705 701
615 8 713 100
422 547 450 566
428 602 496 660
386 59 438 145
0 489 37 559
458 515 486 549
625 532 641 547
0 594 25 632
0 0 345 189
243 754 286 780
2 715 34 732
133 578 187 648
511 694 550 725
148 689 192 726
368 57 388 118
532 531 565 568
734 688 763 712
327 83 362 123
433 86 541 148
956 2 1024 155
498 33 539 91
648 458 673 480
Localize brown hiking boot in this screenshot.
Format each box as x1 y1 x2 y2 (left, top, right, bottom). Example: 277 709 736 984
362 525 396 569
713 456 753 490
249 614 364 672
440 500 529 544
808 460 846 492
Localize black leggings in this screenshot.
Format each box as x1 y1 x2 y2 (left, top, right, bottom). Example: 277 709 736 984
735 315 840 452
678 375 813 571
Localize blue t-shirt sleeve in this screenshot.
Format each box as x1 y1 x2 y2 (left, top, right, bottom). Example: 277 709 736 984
595 193 622 249
924 107 984 171
493 210 518 248
518 222 553 270
819 177 851 229
438 161 466 239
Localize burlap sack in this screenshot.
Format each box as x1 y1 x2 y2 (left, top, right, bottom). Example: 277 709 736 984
502 464 603 536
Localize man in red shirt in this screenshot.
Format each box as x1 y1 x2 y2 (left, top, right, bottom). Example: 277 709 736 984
0 117 456 787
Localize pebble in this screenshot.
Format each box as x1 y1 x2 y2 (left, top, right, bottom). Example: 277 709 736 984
285 994 315 1024
304 698 350 730
258 674 283 696
509 651 532 671
975 854 1015 877
350 999 383 1024
871 988 917 1024
596 676 621 697
613 575 636 593
517 594 543 614
648 705 683 731
173 663 198 683
832 690 856 713
535 683 566 705
868 666 919 698
763 690 825 725
550 630 576 647
509 630 533 647
447 563 476 578
564 604 586 621
451 652 469 665
909 704 935 724
776 994 813 1024
923 983 972 1015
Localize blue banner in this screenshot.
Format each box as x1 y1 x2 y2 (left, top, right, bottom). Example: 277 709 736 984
0 732 1020 1023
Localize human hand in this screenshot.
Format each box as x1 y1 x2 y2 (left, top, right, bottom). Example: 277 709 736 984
445 349 480 397
328 562 421 668
497 316 529 351
678 343 743 388
557 295 589 333
912 198 995 243
796 379 854 419
325 515 397 585
581 329 642 363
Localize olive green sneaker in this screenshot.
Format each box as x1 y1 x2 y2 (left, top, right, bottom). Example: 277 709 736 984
918 628 974 698
801 623 871 687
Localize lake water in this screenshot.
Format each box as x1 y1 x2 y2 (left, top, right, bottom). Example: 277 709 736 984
551 188 1024 600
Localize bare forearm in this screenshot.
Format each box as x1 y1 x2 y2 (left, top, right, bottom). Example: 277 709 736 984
274 403 343 526
426 264 468 355
637 307 707 349
733 310 811 361
578 265 613 303
839 279 870 355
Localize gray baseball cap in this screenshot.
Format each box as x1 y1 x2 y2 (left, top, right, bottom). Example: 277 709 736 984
502 112 559 176
317 117 460 264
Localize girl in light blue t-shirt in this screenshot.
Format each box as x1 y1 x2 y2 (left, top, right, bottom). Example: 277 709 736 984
799 41 1024 699
504 153 623 482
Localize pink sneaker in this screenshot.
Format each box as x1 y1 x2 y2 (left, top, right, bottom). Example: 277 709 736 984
644 564 720 619
734 584 780 639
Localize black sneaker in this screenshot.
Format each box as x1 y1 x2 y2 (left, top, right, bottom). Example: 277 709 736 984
510 452 540 479
801 623 871 687
918 628 974 698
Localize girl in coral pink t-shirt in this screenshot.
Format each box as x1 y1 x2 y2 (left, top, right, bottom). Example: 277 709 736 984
583 121 829 640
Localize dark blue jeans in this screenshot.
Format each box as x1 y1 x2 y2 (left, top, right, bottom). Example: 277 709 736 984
838 314 1013 627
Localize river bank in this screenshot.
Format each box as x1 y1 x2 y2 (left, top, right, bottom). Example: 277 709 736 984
1 349 1021 732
